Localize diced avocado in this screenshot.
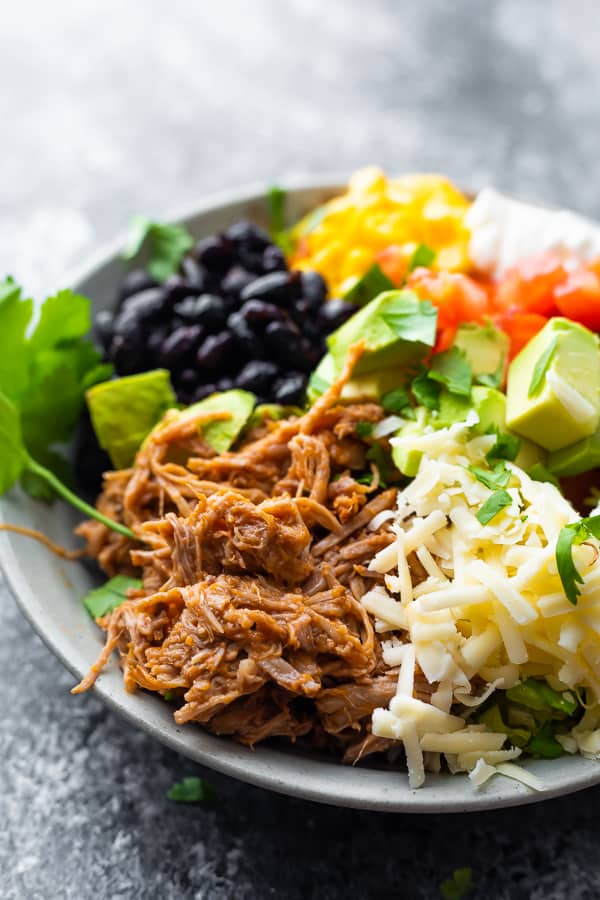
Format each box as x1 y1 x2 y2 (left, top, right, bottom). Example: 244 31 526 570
86 369 176 469
470 386 506 435
342 263 394 307
506 318 600 452
454 322 508 388
391 408 430 477
327 289 437 376
176 389 255 453
246 402 303 431
307 353 409 404
547 424 600 476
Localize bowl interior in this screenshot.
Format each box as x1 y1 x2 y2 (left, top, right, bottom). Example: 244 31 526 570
2 180 599 812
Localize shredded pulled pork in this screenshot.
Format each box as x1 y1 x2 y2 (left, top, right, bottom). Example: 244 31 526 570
76 345 406 755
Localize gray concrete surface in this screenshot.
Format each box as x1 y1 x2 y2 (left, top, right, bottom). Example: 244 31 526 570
3 1 600 897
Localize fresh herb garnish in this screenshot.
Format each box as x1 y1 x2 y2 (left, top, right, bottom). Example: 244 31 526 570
428 347 472 398
476 489 512 525
122 216 194 282
469 461 511 490
527 462 561 488
407 242 436 272
411 369 441 410
486 431 521 464
381 292 438 346
525 722 564 759
381 387 411 415
83 575 142 619
342 263 394 306
167 776 215 804
0 278 133 539
366 443 393 486
356 472 374 486
528 336 558 397
555 514 600 605
266 185 294 255
506 678 578 716
355 421 374 438
440 867 473 900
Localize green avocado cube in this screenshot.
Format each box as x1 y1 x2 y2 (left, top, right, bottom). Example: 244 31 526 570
454 321 508 386
86 369 176 469
307 352 409 404
327 289 437 376
171 389 255 454
506 318 600 452
392 408 430 476
547 423 600 476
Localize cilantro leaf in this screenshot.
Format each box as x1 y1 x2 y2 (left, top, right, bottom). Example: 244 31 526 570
440 867 473 900
528 336 558 397
476 489 512 525
486 431 521 463
122 216 194 282
366 443 393 485
266 185 294 255
167 776 215 804
528 462 560 488
411 369 441 410
556 520 590 605
428 347 472 398
83 575 142 619
381 387 410 414
355 421 374 438
0 279 33 402
408 243 436 272
343 263 394 306
381 292 438 346
0 392 26 492
469 461 511 490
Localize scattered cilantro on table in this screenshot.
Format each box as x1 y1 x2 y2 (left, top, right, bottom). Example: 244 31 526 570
167 776 215 804
440 867 473 900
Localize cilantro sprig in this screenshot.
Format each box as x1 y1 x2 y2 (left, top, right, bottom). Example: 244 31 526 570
266 185 294 255
476 489 513 525
83 575 142 618
0 278 134 540
468 461 511 490
556 514 600 605
122 216 194 282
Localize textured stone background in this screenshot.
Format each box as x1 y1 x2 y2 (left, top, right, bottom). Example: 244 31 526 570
3 1 600 897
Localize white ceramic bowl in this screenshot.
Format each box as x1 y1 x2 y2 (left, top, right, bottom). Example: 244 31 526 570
3 179 600 812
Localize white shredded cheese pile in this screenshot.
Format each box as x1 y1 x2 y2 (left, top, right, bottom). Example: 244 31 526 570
362 420 600 789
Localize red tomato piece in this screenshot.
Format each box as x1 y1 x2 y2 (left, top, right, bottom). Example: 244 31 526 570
554 268 600 331
407 270 491 331
494 311 548 359
376 245 408 285
494 251 565 316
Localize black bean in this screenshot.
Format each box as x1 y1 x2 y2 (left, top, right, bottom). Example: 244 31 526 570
159 325 204 369
273 372 307 405
228 311 265 357
180 256 206 291
235 360 279 393
261 244 287 272
109 332 145 375
264 320 302 362
224 219 271 250
145 324 170 363
220 265 255 297
295 337 325 372
317 298 359 334
195 331 237 369
195 235 234 274
238 299 287 327
178 368 199 391
174 294 228 331
300 270 327 308
193 382 217 401
240 271 301 307
113 287 166 334
94 310 114 352
216 376 235 392
163 273 196 304
118 268 158 304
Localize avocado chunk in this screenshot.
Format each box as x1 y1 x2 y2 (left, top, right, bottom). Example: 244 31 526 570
547 424 600 476
454 322 509 388
506 318 600 452
327 289 437 377
175 389 255 454
470 386 506 435
391 408 430 476
86 369 176 469
307 353 409 404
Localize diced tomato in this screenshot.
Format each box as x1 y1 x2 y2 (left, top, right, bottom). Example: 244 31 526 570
493 251 565 316
434 326 457 353
376 245 408 285
407 269 491 331
494 311 548 359
554 268 600 331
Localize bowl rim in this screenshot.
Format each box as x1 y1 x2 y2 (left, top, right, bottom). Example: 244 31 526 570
4 176 600 814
